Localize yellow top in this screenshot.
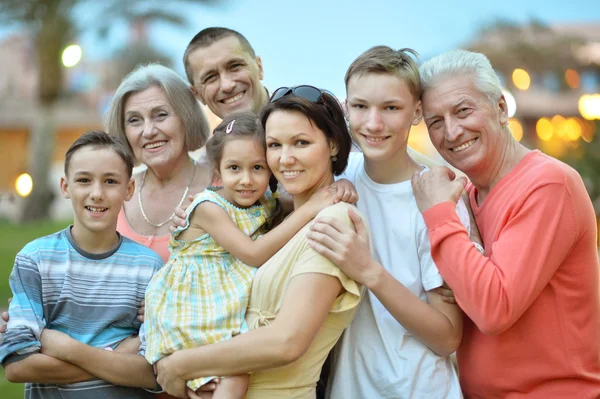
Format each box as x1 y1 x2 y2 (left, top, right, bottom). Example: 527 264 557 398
245 203 364 399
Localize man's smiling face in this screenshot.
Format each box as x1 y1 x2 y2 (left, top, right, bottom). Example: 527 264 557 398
188 35 267 118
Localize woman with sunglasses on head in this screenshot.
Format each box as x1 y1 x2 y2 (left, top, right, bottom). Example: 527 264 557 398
155 86 368 399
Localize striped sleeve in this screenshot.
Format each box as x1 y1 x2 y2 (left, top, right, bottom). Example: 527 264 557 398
0 251 46 365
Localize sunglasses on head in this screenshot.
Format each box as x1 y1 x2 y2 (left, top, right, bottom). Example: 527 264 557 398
269 85 334 103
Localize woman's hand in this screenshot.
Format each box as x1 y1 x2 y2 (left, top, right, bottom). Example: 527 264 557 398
0 298 11 333
329 179 358 204
156 354 188 398
137 300 145 323
169 194 194 233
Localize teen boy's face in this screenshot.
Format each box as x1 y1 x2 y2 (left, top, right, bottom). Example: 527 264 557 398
346 73 422 163
60 147 134 237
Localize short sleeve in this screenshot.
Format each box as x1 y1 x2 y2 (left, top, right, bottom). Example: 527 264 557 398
289 204 363 314
417 226 444 292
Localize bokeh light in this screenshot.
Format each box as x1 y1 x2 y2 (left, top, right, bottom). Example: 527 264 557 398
565 69 580 89
15 173 33 197
503 89 517 117
61 44 82 68
536 118 553 141
512 68 531 91
509 118 523 142
578 94 600 120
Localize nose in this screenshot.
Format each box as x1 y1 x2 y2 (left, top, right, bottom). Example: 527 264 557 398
279 145 295 166
220 73 236 93
365 109 384 133
240 170 252 185
142 119 156 138
444 117 464 142
90 181 104 202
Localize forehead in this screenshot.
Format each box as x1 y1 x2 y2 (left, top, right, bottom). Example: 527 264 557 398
188 36 255 75
124 86 170 111
265 110 325 140
222 138 265 159
422 75 483 113
68 147 128 175
347 72 414 103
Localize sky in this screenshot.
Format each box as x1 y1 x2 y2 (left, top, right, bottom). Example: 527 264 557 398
2 0 600 97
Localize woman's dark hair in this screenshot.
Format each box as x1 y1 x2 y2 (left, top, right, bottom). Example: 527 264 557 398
205 111 283 227
259 91 351 176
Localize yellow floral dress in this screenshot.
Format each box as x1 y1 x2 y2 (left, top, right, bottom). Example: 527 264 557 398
143 187 276 390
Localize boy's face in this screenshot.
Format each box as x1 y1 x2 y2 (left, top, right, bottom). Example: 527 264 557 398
346 73 422 164
61 147 134 237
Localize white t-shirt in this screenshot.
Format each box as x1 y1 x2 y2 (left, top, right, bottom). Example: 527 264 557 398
327 152 463 399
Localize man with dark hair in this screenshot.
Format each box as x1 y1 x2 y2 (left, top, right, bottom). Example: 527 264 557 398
183 27 269 119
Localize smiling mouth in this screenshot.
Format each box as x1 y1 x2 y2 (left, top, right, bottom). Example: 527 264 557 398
451 139 476 152
85 206 107 214
281 171 303 179
221 92 245 105
361 134 390 143
237 190 256 195
144 141 167 150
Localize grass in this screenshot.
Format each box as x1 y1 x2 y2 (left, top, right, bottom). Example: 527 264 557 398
0 218 71 399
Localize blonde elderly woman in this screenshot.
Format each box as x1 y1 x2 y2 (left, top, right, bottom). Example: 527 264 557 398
106 64 212 262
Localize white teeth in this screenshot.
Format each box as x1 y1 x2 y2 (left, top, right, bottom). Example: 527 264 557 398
282 171 302 179
86 206 107 213
452 139 476 152
145 141 166 149
364 136 388 142
238 190 254 195
222 92 244 104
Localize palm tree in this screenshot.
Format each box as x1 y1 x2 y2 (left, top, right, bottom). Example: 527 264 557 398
0 0 220 222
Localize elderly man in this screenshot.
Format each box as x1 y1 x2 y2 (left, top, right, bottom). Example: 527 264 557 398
411 50 600 398
183 27 269 118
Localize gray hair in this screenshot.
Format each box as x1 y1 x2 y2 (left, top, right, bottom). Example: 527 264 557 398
420 50 503 104
105 64 210 164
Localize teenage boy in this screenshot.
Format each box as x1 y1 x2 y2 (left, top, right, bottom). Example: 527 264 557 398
0 131 163 398
307 46 470 398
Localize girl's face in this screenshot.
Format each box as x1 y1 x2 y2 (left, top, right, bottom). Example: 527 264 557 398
124 86 187 169
265 110 337 208
218 137 271 208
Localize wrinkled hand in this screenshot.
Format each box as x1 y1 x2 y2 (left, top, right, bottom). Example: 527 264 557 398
0 298 11 333
169 194 194 233
156 355 187 398
137 300 145 323
329 179 358 204
40 328 76 360
434 282 456 304
307 208 379 286
185 379 219 399
462 192 483 248
411 166 467 213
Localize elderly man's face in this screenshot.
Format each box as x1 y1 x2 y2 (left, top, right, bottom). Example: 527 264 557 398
422 75 508 175
188 36 267 119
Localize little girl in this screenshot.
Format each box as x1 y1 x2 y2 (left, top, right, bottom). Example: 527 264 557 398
143 112 351 398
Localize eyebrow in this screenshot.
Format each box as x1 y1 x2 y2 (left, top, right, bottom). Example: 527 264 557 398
266 133 308 141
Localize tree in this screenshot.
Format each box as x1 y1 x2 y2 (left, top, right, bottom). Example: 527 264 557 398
0 0 220 222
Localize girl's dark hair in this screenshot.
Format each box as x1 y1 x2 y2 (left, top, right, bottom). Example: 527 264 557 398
205 111 284 228
259 90 351 176
65 130 134 178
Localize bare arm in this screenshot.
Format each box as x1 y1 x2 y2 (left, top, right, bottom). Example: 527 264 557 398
4 354 95 384
156 272 343 397
40 329 156 389
185 190 336 267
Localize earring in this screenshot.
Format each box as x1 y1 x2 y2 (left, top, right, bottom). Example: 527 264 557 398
332 156 338 162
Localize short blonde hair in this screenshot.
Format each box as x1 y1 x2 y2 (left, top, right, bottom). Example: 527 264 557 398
105 64 210 164
345 46 421 99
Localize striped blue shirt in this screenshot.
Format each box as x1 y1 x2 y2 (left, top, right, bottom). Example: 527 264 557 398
0 227 163 398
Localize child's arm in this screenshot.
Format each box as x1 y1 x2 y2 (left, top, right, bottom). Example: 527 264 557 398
1 252 95 384
39 329 157 390
4 353 95 384
192 189 338 267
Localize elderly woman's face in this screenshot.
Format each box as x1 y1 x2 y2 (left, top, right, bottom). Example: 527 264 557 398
265 110 336 203
124 86 186 169
422 75 509 176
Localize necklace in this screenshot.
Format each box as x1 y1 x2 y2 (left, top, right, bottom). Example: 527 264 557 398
138 158 196 228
